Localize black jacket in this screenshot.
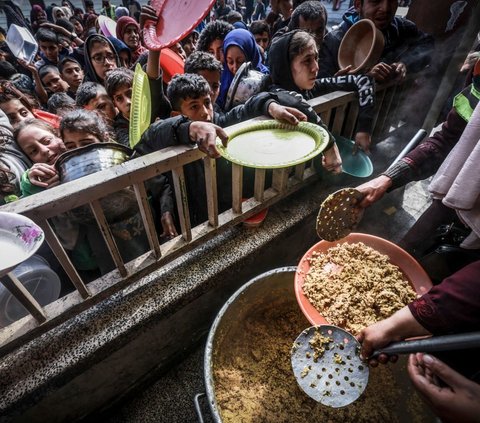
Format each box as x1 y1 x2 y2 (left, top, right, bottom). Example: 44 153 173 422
134 92 278 226
318 8 434 78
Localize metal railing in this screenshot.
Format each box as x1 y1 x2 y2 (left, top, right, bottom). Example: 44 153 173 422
0 81 403 353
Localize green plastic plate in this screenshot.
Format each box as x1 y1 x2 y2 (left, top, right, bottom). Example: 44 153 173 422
129 63 151 148
217 120 330 169
335 135 373 178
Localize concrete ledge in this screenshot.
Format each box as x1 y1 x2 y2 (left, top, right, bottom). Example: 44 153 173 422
0 177 332 423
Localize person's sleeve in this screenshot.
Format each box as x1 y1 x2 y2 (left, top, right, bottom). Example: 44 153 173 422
313 74 375 133
145 174 175 216
215 92 278 127
20 170 44 197
134 115 192 155
148 73 172 121
408 261 480 334
113 119 130 147
383 108 467 190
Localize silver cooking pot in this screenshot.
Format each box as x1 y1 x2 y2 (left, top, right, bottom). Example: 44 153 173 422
195 266 436 422
196 267 298 422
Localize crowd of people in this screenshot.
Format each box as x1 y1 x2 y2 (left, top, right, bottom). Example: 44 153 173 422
0 0 478 420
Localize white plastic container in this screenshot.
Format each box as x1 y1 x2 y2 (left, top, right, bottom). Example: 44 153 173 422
6 24 38 64
0 255 61 327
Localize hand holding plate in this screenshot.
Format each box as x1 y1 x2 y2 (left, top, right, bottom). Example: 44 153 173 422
189 121 228 159
267 102 307 126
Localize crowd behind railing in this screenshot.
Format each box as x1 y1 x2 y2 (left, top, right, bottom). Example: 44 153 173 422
0 0 462 360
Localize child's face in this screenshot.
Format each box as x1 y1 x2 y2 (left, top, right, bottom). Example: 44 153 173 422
208 38 224 63
62 128 102 150
55 9 66 20
254 31 270 52
123 25 140 50
197 69 221 104
90 41 117 81
85 92 116 123
225 46 246 76
72 20 83 34
61 61 84 91
171 43 187 61
42 71 70 93
0 99 35 129
179 94 214 122
16 125 66 164
112 84 132 120
182 37 196 58
39 41 60 63
290 39 319 91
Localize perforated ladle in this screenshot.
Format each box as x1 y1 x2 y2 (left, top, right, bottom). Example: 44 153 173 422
291 325 480 408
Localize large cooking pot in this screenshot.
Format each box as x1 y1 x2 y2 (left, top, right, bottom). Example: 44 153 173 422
196 267 436 422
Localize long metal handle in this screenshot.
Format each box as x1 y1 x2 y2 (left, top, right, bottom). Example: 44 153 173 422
386 128 427 171
372 331 480 358
194 392 206 423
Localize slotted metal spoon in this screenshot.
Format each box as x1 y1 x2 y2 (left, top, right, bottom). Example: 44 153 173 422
316 129 427 242
291 325 480 408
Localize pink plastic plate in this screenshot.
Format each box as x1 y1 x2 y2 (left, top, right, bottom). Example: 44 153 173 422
295 233 433 325
144 0 216 50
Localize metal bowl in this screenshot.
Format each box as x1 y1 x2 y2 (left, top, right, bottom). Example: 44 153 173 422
56 143 132 183
55 143 137 223
224 61 265 111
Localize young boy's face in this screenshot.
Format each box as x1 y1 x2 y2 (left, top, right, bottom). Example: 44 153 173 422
62 128 102 150
0 99 35 129
178 94 214 122
197 69 221 104
39 41 60 63
112 83 132 120
85 92 116 123
61 61 84 91
42 71 69 93
254 31 270 52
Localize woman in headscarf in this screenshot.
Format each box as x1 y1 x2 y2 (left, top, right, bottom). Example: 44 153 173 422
217 28 268 109
115 16 146 64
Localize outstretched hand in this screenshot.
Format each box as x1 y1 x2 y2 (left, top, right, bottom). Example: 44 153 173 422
408 353 480 423
353 131 371 154
356 175 393 208
267 102 307 125
322 143 342 174
189 121 229 158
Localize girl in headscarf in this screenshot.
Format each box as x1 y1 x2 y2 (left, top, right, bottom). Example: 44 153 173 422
52 6 67 23
217 28 268 109
267 30 376 153
84 34 120 84
30 5 47 33
115 16 146 64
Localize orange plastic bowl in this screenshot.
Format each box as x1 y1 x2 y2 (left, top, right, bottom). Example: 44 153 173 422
159 48 184 84
295 233 432 325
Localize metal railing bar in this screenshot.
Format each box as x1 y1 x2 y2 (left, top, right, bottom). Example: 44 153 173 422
133 182 161 259
89 200 127 278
